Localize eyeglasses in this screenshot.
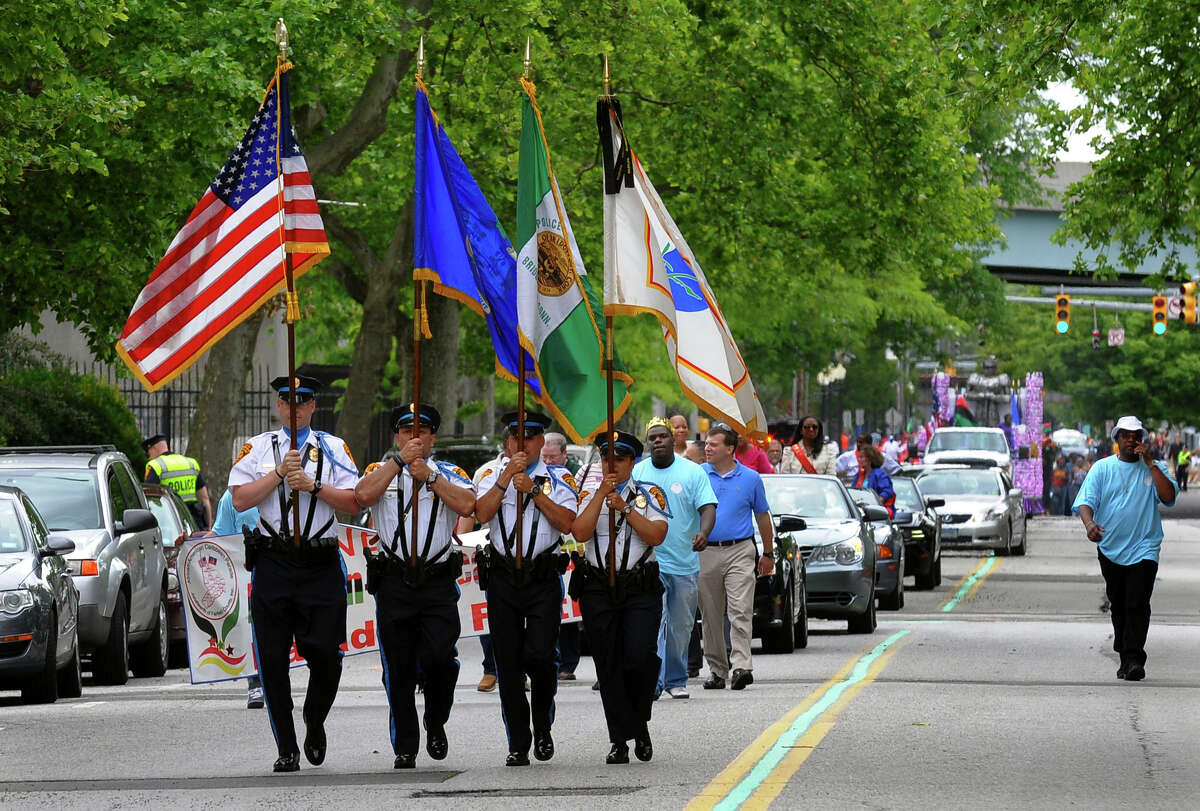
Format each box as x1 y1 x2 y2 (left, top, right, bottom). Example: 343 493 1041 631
802 423 819 431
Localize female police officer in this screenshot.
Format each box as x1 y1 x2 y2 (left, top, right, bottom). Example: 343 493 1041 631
571 430 669 764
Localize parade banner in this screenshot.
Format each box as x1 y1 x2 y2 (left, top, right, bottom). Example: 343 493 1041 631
179 524 582 684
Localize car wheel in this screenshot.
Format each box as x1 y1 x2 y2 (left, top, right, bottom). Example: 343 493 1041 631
761 581 795 654
1010 517 1028 556
914 550 937 590
22 616 59 704
93 591 130 685
794 586 808 650
879 571 904 610
847 594 877 634
57 625 83 699
933 553 942 587
132 589 169 678
169 639 189 669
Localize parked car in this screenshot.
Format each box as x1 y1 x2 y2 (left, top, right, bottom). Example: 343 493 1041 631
752 514 808 653
143 484 212 667
0 446 168 684
923 427 1013 478
890 476 943 590
915 466 1028 556
0 485 83 703
761 475 879 634
847 487 904 610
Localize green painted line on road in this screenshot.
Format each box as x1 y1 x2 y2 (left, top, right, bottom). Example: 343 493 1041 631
940 555 998 612
713 630 910 811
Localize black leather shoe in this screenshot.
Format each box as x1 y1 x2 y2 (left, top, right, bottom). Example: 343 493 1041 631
506 751 530 767
606 743 630 764
1125 663 1146 682
1117 662 1129 679
426 724 448 761
634 734 653 762
730 669 754 690
273 753 300 773
533 730 555 761
303 722 327 766
703 674 725 690
393 753 416 769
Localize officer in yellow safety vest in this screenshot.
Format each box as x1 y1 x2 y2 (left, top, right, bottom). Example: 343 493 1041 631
143 434 213 529
1176 446 1191 493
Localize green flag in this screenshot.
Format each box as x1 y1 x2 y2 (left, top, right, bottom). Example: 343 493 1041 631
515 78 631 443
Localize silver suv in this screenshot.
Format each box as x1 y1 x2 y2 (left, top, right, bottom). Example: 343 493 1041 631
0 446 168 684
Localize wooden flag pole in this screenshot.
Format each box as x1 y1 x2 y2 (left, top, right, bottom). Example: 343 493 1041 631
602 56 617 589
275 19 303 549
410 36 427 569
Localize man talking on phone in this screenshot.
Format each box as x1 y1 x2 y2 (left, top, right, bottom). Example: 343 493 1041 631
1073 416 1177 682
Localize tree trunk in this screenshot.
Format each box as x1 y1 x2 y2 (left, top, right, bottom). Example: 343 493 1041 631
421 292 461 431
186 309 267 497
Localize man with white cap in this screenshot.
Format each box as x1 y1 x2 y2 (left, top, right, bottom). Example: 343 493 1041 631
1072 416 1177 682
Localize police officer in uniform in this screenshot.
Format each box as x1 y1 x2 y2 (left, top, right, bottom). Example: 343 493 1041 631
571 431 669 764
143 434 213 529
228 375 360 773
474 411 578 766
354 403 476 769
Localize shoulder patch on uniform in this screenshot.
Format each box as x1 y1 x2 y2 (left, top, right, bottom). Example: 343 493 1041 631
648 485 668 511
453 466 469 480
562 471 579 491
364 461 383 475
479 468 493 481
343 443 356 467
234 442 253 464
578 490 590 505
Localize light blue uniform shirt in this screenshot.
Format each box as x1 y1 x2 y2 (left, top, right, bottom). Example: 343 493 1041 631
632 456 716 576
1072 455 1177 565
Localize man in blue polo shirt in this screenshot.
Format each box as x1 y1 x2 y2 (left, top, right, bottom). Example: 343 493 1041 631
699 423 775 691
1073 415 1177 682
634 418 716 700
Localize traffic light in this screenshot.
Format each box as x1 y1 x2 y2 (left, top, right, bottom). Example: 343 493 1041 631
1152 295 1168 335
1180 281 1197 324
1054 295 1070 334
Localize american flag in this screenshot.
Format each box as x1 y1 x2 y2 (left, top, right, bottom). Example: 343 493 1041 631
116 66 329 391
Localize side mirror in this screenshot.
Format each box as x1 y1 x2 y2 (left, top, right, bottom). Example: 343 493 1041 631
774 514 807 533
1010 487 1023 499
925 497 945 508
42 534 76 558
862 504 890 522
116 508 157 535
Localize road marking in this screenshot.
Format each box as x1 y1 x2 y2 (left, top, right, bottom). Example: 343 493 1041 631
938 556 999 612
687 630 910 811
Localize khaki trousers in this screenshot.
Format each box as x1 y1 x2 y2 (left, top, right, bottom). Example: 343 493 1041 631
698 540 756 679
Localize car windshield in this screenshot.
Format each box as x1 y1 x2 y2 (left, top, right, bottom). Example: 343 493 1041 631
0 471 101 531
927 431 1009 454
892 478 923 512
0 499 28 553
762 477 853 520
918 470 1002 497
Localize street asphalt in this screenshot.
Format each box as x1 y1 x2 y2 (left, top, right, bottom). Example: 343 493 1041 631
2 492 1198 809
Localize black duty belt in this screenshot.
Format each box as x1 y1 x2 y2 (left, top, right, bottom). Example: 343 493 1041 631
487 548 568 586
568 553 661 602
243 529 339 570
366 548 462 592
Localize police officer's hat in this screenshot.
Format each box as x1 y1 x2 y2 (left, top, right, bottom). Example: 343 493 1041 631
270 375 322 404
391 402 441 433
500 410 551 438
595 430 643 459
141 433 168 452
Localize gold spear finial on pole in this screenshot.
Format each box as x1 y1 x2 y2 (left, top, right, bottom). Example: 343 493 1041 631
274 18 289 61
417 34 425 82
602 54 611 97
523 36 532 80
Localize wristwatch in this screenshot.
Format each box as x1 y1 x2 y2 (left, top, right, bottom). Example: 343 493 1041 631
620 503 634 516
426 469 440 486
311 480 323 495
762 550 775 559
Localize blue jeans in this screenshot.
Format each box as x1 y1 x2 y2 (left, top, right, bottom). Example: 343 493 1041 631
657 571 699 692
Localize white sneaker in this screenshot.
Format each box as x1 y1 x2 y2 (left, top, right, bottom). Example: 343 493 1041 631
666 687 689 699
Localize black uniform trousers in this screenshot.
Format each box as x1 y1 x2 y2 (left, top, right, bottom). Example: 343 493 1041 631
1098 551 1159 668
375 571 461 756
486 563 562 754
250 550 347 757
579 577 663 745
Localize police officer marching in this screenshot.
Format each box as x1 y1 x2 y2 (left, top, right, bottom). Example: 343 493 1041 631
474 411 578 767
228 375 360 773
570 431 669 764
354 402 476 770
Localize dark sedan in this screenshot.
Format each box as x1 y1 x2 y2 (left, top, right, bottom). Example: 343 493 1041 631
0 485 82 703
847 487 905 611
761 475 880 634
891 476 943 589
143 485 212 668
753 515 808 653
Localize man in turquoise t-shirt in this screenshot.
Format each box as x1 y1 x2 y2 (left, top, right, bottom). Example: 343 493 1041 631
633 419 716 700
1073 416 1177 682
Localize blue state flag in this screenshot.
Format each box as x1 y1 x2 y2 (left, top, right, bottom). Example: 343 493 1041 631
413 83 537 393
